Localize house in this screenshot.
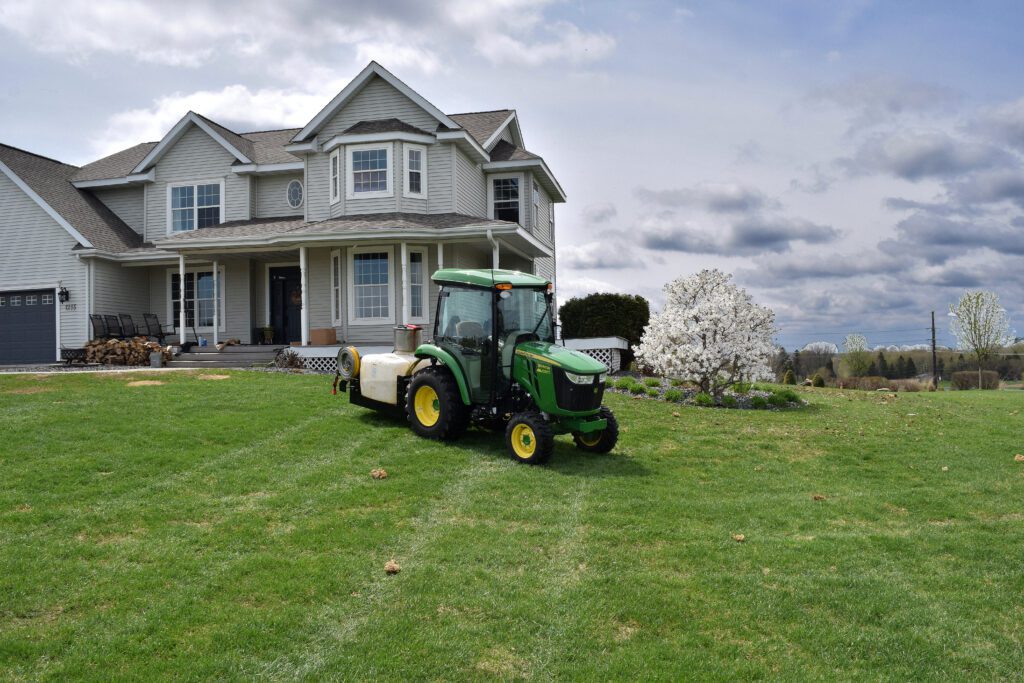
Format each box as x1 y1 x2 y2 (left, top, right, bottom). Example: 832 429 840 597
0 62 564 364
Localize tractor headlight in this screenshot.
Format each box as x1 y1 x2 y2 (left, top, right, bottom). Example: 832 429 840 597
598 373 607 384
564 371 596 385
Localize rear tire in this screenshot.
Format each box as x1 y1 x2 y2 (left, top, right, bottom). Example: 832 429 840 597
505 412 554 465
572 406 619 453
407 366 469 440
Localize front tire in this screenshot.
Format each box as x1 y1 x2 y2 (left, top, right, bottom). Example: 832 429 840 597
407 367 469 440
505 412 554 465
573 406 619 453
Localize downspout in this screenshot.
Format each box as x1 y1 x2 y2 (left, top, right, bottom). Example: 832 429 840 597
486 229 500 270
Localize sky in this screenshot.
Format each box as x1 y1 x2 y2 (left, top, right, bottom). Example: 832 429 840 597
2 0 1023 349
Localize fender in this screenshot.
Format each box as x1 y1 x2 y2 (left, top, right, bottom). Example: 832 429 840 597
413 343 472 405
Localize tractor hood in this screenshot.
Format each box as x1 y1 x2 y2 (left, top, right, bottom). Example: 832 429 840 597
514 341 608 374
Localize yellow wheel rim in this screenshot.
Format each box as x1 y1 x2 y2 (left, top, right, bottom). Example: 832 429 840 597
414 385 440 427
511 423 537 459
578 431 602 447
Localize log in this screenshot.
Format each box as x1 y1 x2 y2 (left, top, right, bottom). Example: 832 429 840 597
85 337 173 365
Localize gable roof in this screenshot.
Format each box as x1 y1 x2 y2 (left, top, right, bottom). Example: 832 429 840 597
239 128 302 165
293 61 459 142
72 142 157 182
131 111 253 173
448 110 515 148
0 144 143 252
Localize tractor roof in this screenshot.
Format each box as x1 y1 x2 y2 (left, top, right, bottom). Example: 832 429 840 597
432 268 550 289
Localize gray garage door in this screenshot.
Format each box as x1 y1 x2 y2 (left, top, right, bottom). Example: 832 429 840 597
0 289 56 364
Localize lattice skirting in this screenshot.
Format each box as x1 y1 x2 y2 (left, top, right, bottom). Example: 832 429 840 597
299 355 337 373
577 348 621 373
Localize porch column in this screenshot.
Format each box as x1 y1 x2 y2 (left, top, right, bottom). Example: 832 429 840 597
492 240 500 269
212 260 219 346
178 254 186 345
299 246 309 346
400 241 409 324
437 242 443 269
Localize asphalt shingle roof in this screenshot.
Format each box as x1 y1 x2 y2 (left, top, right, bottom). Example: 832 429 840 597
71 142 157 182
239 129 302 165
342 119 433 137
0 144 143 252
193 113 256 161
489 140 540 162
160 212 516 243
448 110 513 147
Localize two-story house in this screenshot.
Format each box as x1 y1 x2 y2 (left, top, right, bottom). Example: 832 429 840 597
0 62 564 363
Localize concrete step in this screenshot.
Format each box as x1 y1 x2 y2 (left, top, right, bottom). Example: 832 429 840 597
166 359 274 369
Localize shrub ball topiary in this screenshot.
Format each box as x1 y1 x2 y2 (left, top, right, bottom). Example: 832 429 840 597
782 369 796 385
812 374 825 387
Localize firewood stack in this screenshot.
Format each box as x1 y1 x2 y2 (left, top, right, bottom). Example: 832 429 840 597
84 338 173 365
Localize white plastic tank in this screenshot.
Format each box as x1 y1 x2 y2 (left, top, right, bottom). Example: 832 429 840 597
360 352 419 404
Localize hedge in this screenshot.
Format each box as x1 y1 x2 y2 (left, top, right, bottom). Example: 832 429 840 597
951 371 1000 390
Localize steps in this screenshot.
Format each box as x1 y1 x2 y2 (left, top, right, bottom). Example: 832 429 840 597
166 345 285 369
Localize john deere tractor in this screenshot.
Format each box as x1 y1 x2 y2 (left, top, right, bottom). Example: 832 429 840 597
333 268 617 464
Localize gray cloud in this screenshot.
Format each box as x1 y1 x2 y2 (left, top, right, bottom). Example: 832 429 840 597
581 202 617 224
948 169 1024 208
559 240 648 270
883 212 1024 263
638 214 839 256
789 164 836 194
973 96 1024 151
841 130 1012 181
635 182 779 213
809 74 959 130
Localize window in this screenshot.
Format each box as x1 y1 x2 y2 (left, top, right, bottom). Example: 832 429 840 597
286 179 304 209
0 296 5 306
408 248 427 322
403 143 427 198
329 149 341 204
533 181 540 227
348 247 394 324
25 295 37 305
10 296 20 306
491 175 520 223
169 181 222 232
42 293 53 305
330 250 342 326
346 144 392 199
169 268 225 330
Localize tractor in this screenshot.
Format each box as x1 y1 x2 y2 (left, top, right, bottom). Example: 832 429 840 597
333 268 618 464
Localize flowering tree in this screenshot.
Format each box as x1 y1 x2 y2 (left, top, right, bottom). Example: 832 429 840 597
842 333 871 377
949 290 1013 387
636 269 776 397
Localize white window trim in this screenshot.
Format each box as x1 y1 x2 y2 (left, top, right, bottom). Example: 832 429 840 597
407 246 429 324
402 143 428 199
330 249 343 326
286 179 304 209
165 179 225 235
347 245 395 326
329 149 341 205
487 172 523 225
166 265 226 333
533 180 540 228
346 142 393 200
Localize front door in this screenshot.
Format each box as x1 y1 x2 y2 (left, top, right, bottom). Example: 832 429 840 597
269 266 301 344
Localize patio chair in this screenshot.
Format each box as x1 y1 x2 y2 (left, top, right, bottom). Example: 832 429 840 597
142 313 174 344
89 314 109 340
119 313 140 338
104 314 125 339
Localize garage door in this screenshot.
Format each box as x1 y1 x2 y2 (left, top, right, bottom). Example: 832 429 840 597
0 289 56 364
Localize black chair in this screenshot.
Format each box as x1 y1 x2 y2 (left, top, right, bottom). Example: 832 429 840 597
143 313 174 344
89 314 109 340
119 313 140 338
104 314 125 339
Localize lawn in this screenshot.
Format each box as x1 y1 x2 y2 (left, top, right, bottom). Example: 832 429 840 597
1 371 1022 680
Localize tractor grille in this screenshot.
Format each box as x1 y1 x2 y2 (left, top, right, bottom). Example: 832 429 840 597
553 368 604 412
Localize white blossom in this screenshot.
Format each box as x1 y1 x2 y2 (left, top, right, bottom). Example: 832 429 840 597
949 290 1013 386
636 269 777 396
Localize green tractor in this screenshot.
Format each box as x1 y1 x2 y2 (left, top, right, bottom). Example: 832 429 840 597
333 268 618 464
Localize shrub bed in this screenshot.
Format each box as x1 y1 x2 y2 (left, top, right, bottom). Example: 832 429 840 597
952 371 1000 390
606 375 803 409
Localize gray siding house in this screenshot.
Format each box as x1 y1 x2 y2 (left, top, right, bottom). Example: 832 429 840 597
0 62 564 363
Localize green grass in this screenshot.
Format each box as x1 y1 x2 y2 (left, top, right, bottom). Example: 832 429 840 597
1 371 1023 680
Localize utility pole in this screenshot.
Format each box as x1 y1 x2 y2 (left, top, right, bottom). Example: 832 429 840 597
931 311 938 386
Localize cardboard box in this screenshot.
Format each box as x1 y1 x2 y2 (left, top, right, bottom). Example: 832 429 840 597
309 328 338 346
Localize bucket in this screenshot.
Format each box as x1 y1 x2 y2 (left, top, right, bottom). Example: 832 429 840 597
150 351 164 368
393 325 423 353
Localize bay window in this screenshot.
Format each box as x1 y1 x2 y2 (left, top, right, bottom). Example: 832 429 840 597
168 181 222 233
348 246 394 324
347 143 392 199
408 248 427 322
329 149 341 204
403 143 427 198
489 174 520 224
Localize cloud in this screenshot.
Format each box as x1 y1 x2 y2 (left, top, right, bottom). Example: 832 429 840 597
809 74 959 129
559 240 648 269
582 203 617 224
555 276 623 304
738 250 905 288
789 164 836 194
947 169 1024 208
973 96 1024 151
0 0 613 70
841 130 1012 181
637 214 839 256
883 212 1024 263
636 182 779 213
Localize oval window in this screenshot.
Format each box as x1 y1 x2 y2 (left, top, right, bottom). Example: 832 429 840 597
286 179 304 209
